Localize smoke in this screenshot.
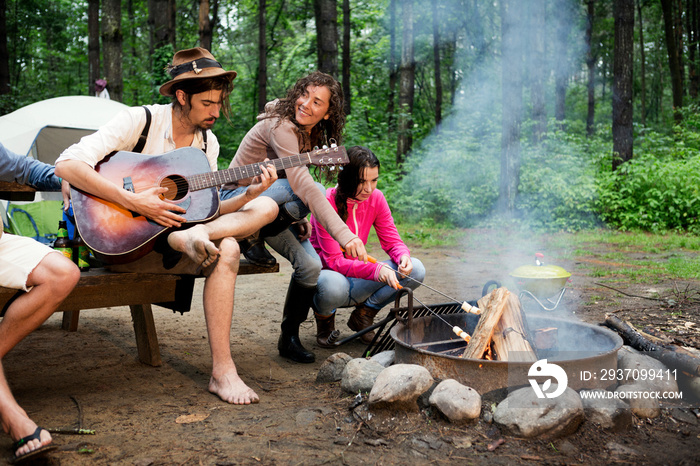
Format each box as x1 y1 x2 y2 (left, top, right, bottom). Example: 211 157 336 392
396 0 595 232
392 1 601 314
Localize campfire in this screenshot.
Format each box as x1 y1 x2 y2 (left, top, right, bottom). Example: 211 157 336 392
389 290 623 394
461 287 537 362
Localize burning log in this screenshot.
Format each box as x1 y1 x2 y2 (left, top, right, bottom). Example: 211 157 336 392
461 288 508 359
492 292 536 362
604 314 700 377
461 287 536 362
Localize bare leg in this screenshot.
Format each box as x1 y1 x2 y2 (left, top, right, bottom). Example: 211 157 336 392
0 362 53 458
0 252 80 357
0 252 79 457
168 197 278 268
202 238 259 404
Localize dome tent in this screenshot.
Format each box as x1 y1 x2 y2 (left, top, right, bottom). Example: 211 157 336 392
0 95 128 164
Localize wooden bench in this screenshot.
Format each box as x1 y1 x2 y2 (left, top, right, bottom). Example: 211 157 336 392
0 261 279 367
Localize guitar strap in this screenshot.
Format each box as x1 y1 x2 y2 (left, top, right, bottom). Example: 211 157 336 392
132 106 151 153
131 106 208 154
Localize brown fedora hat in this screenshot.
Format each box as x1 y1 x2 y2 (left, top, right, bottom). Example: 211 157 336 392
159 47 237 96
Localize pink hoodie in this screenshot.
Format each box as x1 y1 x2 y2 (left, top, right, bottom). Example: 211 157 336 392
310 187 411 281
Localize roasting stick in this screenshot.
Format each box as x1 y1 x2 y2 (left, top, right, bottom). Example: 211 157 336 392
410 293 472 343
341 248 474 343
340 247 481 315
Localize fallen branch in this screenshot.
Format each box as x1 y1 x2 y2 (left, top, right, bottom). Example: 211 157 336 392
595 283 665 302
603 314 700 376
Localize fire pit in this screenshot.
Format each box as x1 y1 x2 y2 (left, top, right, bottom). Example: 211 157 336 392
390 304 623 394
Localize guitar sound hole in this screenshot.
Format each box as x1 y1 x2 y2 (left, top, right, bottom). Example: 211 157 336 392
160 175 188 201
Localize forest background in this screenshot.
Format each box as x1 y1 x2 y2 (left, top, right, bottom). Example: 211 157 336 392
0 0 699 235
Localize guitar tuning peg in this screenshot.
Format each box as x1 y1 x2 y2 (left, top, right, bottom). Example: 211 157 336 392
338 166 344 170
329 166 335 171
329 138 337 147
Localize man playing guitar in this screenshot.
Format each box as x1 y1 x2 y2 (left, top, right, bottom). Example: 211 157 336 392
55 47 277 405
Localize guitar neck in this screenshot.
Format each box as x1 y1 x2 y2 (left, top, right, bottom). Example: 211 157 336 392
186 152 312 192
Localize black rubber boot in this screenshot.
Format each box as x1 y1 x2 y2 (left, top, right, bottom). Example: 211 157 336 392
277 279 316 363
242 204 299 267
239 236 276 267
260 203 299 238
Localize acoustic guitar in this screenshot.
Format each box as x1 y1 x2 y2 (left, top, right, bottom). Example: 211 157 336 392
71 145 348 264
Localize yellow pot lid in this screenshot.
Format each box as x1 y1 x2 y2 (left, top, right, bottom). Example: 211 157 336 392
510 264 571 279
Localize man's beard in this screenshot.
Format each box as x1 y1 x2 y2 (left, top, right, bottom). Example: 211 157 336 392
197 119 216 130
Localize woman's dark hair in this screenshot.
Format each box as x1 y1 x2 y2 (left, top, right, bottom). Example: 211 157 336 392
335 146 380 222
272 71 346 148
170 76 234 121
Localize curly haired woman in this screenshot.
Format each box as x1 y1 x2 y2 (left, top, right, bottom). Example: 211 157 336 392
220 72 367 363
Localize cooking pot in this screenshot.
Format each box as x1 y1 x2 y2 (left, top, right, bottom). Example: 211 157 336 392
510 263 571 298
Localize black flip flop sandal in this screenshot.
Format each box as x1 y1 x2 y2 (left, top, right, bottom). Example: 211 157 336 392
9 427 57 464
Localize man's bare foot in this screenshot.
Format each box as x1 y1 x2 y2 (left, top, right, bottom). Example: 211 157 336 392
168 225 220 268
209 371 260 405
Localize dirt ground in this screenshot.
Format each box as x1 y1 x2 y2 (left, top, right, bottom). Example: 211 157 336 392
3 229 700 465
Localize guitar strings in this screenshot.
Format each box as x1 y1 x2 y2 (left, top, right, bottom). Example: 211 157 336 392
120 150 343 193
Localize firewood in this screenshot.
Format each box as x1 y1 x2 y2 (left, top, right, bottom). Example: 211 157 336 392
492 292 536 362
493 292 536 361
604 314 700 376
462 287 510 359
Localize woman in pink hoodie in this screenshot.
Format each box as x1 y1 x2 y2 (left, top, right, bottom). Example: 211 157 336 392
309 146 425 347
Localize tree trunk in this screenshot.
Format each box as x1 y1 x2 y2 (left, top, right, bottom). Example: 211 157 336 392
397 0 415 165
314 0 339 77
149 0 176 53
387 0 397 133
554 0 570 125
199 0 212 51
102 0 123 102
257 0 267 113
660 0 684 122
446 32 457 105
88 0 100 97
528 0 546 143
0 0 10 95
342 0 351 115
499 0 523 216
585 0 596 136
612 0 634 170
127 0 138 102
674 0 685 98
431 0 442 126
637 0 647 125
687 0 698 99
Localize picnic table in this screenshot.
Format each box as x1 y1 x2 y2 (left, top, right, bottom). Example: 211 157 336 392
0 180 37 201
0 181 280 366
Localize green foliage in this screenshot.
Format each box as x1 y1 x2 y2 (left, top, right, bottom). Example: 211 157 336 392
516 128 602 231
596 151 700 233
3 0 700 238
389 122 500 228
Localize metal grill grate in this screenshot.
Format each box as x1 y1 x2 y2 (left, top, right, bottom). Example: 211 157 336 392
364 301 473 357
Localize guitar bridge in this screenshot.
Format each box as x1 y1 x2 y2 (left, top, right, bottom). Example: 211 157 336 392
122 177 141 218
123 177 135 193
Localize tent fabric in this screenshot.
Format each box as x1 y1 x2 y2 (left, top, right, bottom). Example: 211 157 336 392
6 200 63 244
0 96 128 164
